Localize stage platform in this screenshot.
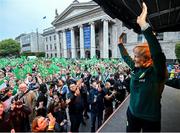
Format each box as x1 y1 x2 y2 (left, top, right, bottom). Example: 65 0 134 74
98 86 180 132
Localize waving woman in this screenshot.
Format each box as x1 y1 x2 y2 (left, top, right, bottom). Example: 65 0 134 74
118 2 168 132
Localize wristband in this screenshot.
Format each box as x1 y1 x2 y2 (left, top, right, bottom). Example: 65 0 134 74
141 23 150 31
48 125 54 130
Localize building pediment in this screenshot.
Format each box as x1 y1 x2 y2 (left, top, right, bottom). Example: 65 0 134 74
52 1 98 25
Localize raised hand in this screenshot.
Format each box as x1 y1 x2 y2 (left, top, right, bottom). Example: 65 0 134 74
118 32 126 44
137 2 148 28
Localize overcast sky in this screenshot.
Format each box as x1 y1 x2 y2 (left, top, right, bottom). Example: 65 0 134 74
0 0 90 41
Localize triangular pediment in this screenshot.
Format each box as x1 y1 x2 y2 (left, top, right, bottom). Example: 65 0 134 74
52 1 98 24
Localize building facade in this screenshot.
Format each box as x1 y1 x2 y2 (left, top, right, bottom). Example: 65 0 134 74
50 0 180 59
43 27 60 58
16 32 44 53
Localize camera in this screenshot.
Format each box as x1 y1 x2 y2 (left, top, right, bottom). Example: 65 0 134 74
15 100 23 106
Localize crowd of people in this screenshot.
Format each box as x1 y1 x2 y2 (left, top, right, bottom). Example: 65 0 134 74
0 58 131 132
1 2 180 133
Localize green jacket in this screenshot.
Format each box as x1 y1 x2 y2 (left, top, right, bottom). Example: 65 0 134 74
118 27 167 121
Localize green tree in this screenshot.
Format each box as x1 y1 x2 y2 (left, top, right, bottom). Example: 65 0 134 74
0 39 20 57
175 42 180 59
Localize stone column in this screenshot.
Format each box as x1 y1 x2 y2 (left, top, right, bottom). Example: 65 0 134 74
102 19 109 58
79 25 85 58
56 32 60 57
111 24 118 58
71 28 76 58
62 30 67 58
90 21 96 58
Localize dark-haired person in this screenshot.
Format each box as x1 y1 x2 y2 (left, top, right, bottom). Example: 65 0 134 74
0 101 14 132
165 78 180 89
66 79 84 132
89 81 105 132
48 92 67 132
8 99 32 132
118 2 168 132
35 83 48 117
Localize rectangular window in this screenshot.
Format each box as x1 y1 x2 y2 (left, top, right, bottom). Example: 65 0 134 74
50 44 52 50
46 45 48 50
46 37 48 42
49 36 52 41
22 43 30 47
54 43 57 50
54 35 56 40
55 53 57 57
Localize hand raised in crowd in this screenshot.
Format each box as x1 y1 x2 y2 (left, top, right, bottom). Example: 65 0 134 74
66 99 71 105
137 2 148 28
74 88 80 96
118 32 126 44
47 113 56 130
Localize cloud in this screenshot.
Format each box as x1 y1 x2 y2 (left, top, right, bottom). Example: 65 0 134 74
0 0 90 40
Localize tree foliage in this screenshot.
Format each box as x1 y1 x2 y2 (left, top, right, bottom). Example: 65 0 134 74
0 39 20 57
175 42 180 59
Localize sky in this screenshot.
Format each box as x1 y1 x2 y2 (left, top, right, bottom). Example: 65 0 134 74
0 0 90 41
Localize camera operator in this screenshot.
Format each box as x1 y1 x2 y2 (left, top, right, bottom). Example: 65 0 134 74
113 72 126 108
103 82 116 121
66 79 84 132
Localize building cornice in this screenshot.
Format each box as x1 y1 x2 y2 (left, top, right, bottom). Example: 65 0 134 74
52 1 98 25
53 6 101 26
53 7 114 32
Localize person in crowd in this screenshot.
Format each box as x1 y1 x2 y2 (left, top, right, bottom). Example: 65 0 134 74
103 82 116 121
66 79 84 132
56 79 69 101
35 83 48 117
8 98 32 132
48 92 67 132
80 79 89 122
0 101 14 132
89 81 105 132
166 78 180 89
118 2 168 132
32 113 61 132
113 72 126 108
18 83 36 123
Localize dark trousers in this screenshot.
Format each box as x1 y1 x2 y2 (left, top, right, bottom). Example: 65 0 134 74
69 114 83 132
126 108 161 132
91 111 103 132
104 107 113 121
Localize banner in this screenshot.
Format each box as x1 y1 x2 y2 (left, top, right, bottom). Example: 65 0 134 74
83 26 91 49
66 31 71 49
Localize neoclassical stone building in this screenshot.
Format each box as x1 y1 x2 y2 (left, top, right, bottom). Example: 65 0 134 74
44 0 180 59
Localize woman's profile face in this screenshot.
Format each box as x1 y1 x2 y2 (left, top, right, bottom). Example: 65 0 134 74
134 53 146 68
